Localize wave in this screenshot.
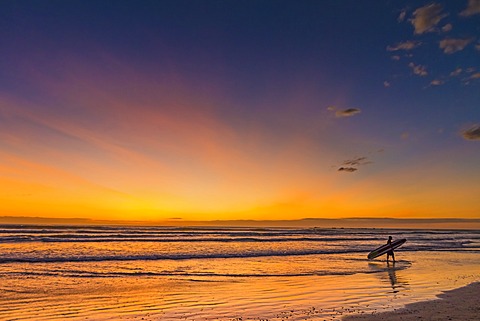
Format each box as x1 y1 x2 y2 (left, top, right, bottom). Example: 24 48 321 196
1 226 478 243
2 262 412 279
0 259 412 281
0 248 370 264
0 234 477 246
3 270 328 278
0 245 476 264
0 235 385 243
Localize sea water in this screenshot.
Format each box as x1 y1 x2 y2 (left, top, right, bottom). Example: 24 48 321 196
1 225 479 320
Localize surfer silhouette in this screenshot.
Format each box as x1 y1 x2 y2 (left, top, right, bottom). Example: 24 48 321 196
386 236 395 263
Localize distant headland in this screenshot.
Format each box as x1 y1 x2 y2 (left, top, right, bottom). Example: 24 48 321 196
0 216 479 229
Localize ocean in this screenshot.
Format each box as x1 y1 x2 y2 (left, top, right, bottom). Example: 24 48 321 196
1 225 479 320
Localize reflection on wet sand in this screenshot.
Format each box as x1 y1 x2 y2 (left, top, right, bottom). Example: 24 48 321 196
368 260 410 293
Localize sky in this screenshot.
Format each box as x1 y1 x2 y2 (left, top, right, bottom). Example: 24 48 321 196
0 0 479 222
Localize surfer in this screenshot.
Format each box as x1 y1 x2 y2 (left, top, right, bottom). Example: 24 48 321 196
368 237 405 261
386 236 395 263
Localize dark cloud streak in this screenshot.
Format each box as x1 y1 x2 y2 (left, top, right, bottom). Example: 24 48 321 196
335 108 361 118
342 156 372 166
462 125 480 140
338 167 358 172
337 156 373 173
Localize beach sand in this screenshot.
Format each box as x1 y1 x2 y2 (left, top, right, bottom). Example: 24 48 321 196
1 251 479 320
343 282 480 321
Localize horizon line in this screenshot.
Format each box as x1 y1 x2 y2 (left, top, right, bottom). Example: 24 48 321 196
0 215 479 229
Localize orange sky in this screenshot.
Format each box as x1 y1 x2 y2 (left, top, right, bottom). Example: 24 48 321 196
1 2 479 222
1 60 479 221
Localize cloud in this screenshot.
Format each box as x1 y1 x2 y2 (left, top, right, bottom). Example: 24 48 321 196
463 72 480 85
398 10 407 22
462 124 480 140
408 62 428 76
335 108 361 118
338 167 357 173
439 38 474 54
342 157 371 166
327 106 362 117
384 81 391 87
430 79 444 86
468 72 480 80
337 156 372 173
411 3 448 34
476 43 480 51
450 68 463 77
441 23 452 32
391 55 401 61
460 0 480 17
387 40 421 51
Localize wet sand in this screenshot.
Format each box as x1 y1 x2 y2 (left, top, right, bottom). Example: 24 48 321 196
343 282 480 321
1 251 479 320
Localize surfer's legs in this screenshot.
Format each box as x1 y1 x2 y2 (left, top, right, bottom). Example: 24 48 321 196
386 250 395 262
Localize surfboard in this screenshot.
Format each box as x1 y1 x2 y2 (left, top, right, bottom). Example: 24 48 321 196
367 238 406 260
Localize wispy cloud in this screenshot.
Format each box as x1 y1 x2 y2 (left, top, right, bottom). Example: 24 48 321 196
391 55 401 61
461 124 480 140
383 81 391 88
387 40 422 51
398 9 407 22
411 3 448 34
462 72 480 85
430 79 444 86
441 23 452 32
439 38 474 54
342 157 372 167
460 0 480 17
468 72 480 80
450 68 463 77
337 156 372 173
408 62 428 76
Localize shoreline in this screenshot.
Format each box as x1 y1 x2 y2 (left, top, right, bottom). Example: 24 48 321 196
1 225 479 321
343 282 480 321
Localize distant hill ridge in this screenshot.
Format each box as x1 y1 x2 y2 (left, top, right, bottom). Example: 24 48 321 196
0 216 479 229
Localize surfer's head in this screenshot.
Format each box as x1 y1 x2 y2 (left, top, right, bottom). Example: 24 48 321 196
388 236 392 240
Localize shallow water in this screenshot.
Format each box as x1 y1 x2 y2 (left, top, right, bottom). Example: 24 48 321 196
0 226 479 320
